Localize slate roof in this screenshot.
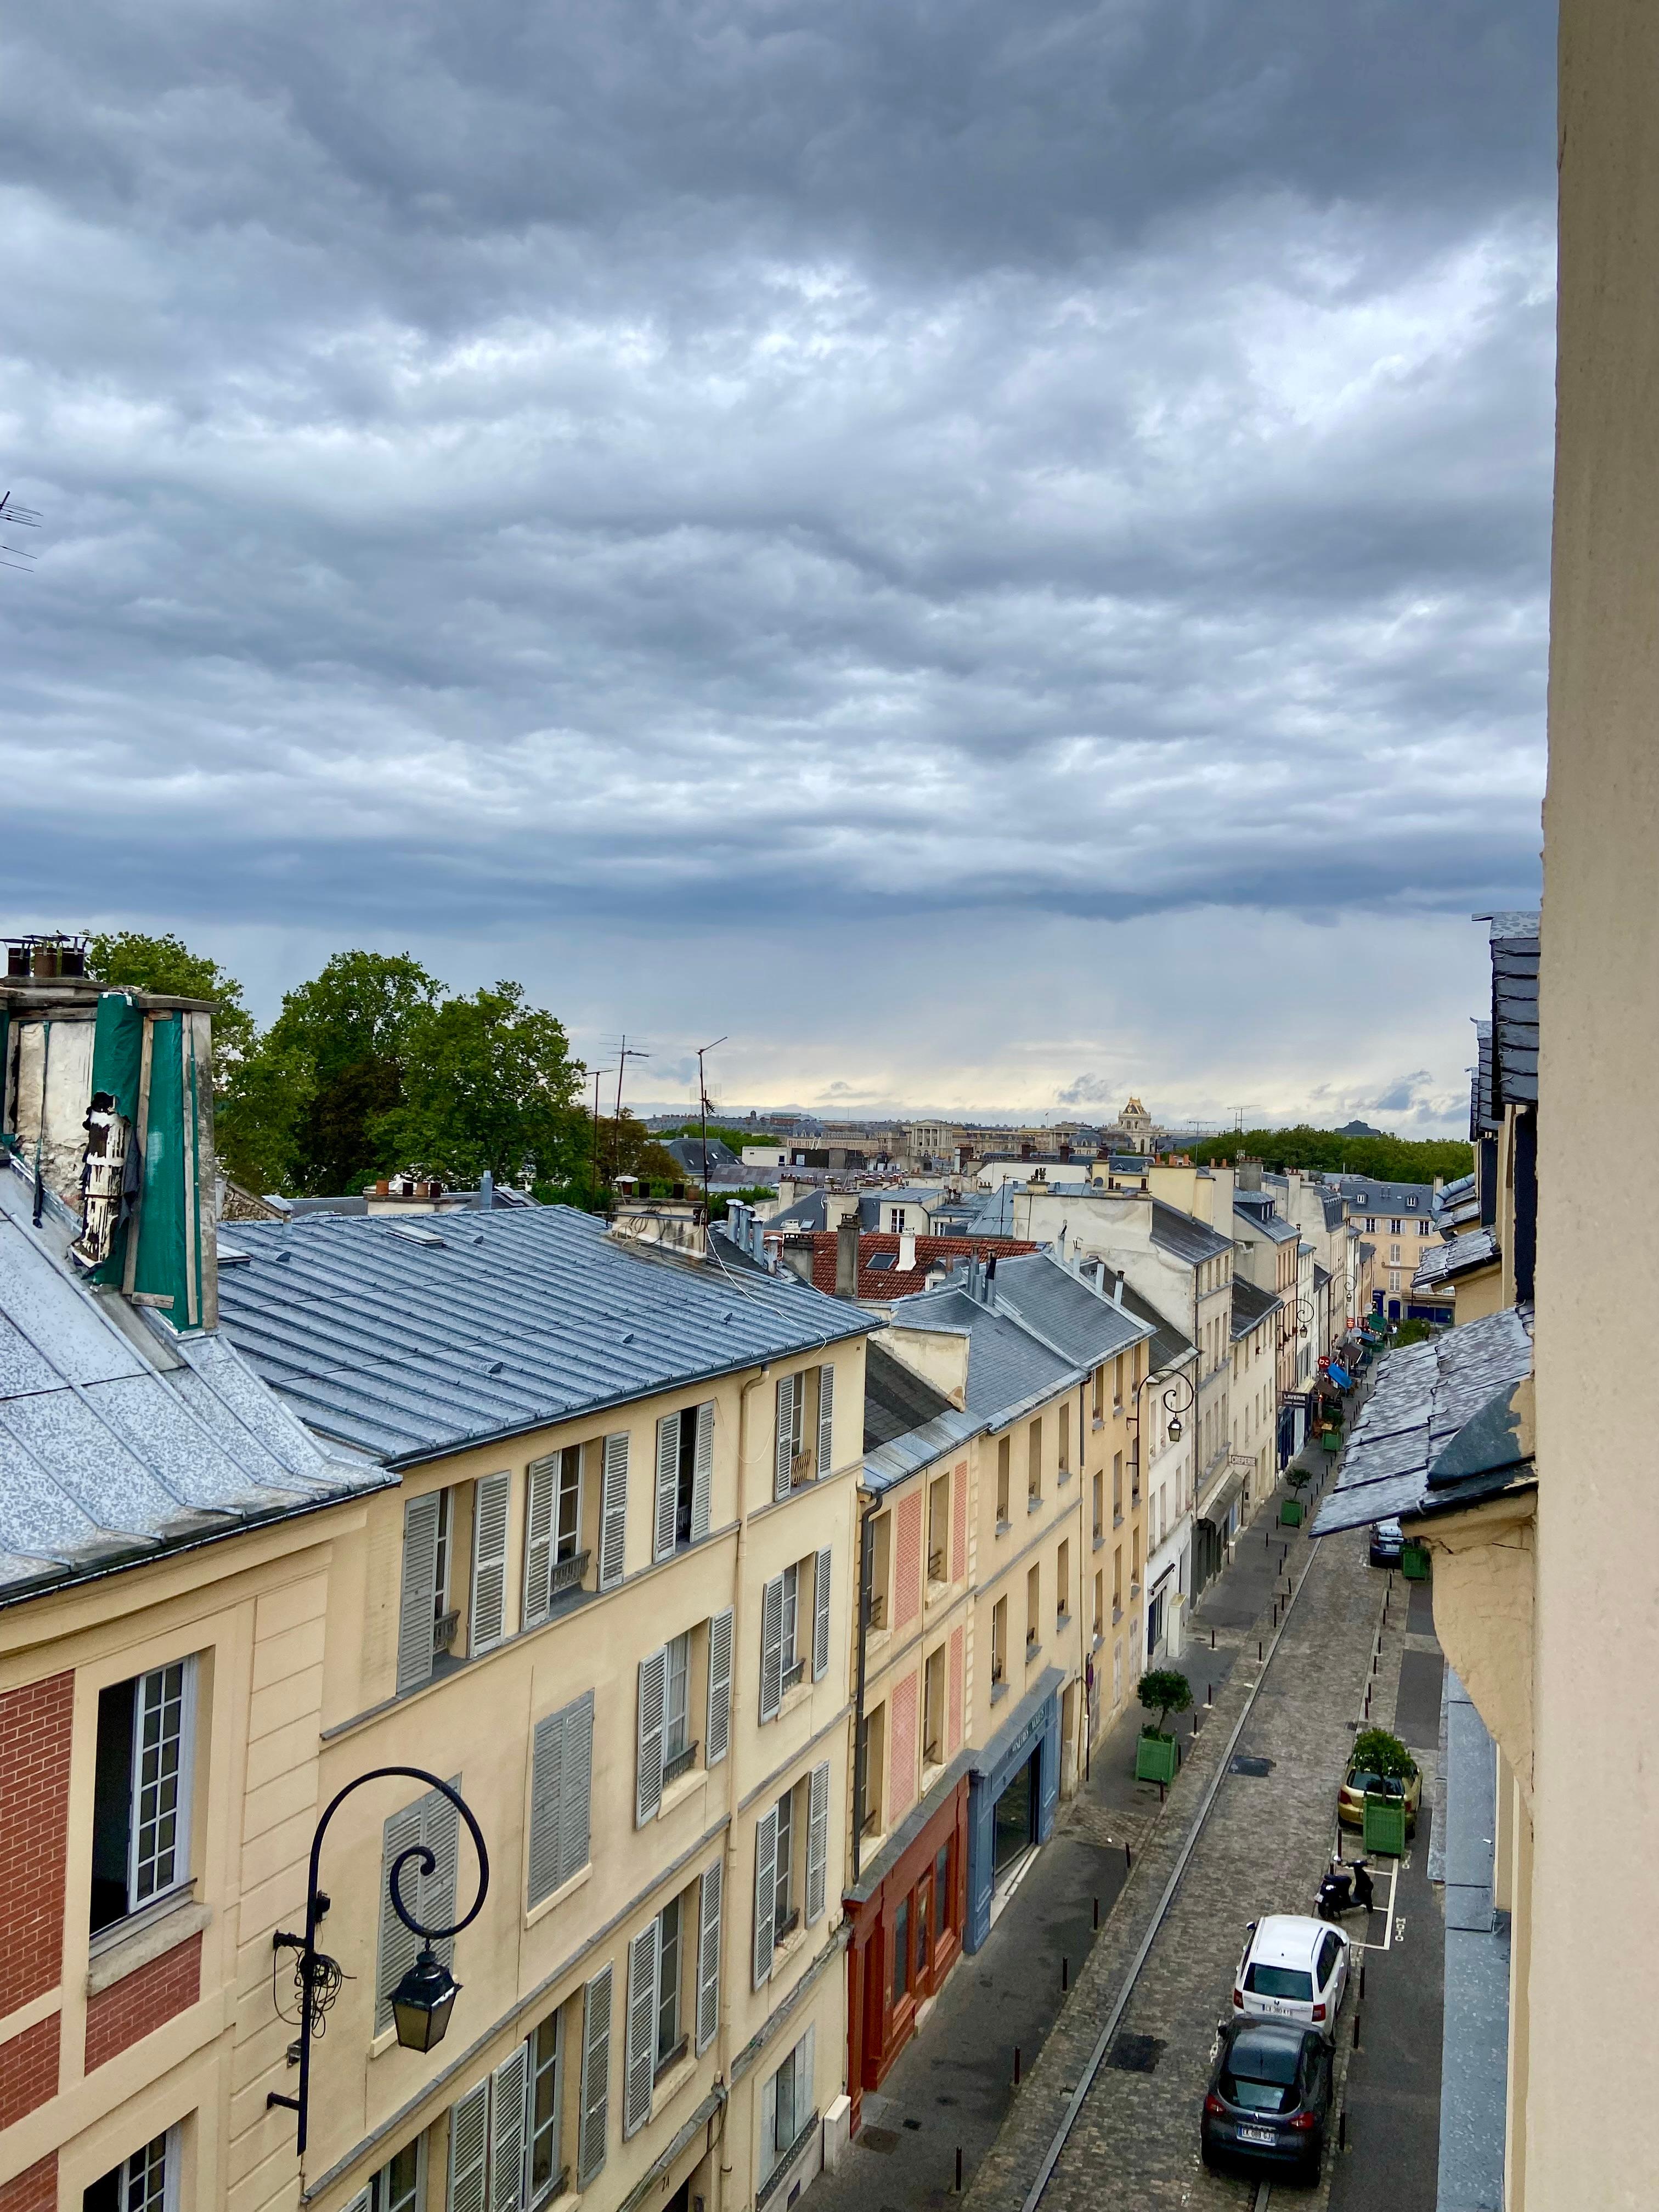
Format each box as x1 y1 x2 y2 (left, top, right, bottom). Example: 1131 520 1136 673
1149 1201 1234 1265
1230 1275 1284 1338
1471 1022 1498 1139
1413 1229 1500 1290
862 1340 958 1451
988 1252 1153 1370
1481 912 1541 1112
1312 1306 1533 1536
1109 1277 1197 1372
885 1285 1074 1421
1326 1176 1437 1217
215 1206 877 1463
0 1164 383 1600
1234 1198 1299 1246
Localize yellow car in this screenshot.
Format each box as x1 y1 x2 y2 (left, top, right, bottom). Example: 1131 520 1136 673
1337 1763 1421 1836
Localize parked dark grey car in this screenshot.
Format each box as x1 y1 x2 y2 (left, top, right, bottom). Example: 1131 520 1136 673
1200 2017 1332 2185
1369 1516 1404 1567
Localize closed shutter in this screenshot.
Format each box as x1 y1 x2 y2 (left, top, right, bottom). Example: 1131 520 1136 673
690 1402 714 1541
578 1967 613 2185
816 1363 834 1475
376 1799 423 2034
636 1647 666 1826
654 1415 680 1563
805 1760 830 1924
470 1470 512 1654
695 1857 723 2054
423 1784 460 1970
599 1434 629 1590
527 1706 566 1907
560 1689 594 1888
343 2192 371 2212
448 2079 490 2212
396 1491 442 1694
760 2065 778 2186
623 1920 661 2139
951 1461 968 1581
704 1608 733 1765
489 2041 530 2212
774 1376 795 1499
812 1544 832 1680
752 1806 778 1989
522 1455 556 1628
758 1573 784 1723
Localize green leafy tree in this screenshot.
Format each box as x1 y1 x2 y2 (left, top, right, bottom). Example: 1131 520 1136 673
1352 1726 1417 1782
657 1124 781 1152
86 930 256 1063
373 980 584 1188
1190 1125 1472 1185
1136 1666 1193 1739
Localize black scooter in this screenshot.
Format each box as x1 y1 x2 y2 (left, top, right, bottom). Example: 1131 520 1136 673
1316 1858 1375 1922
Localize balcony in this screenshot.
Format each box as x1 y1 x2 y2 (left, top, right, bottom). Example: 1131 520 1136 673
432 1610 459 1656
789 1449 816 1489
663 1741 698 1786
928 1546 946 1583
867 1592 888 1630
550 1549 590 1600
782 1657 805 1692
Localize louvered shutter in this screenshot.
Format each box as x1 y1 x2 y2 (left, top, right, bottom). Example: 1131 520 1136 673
816 1363 834 1475
599 1434 629 1590
522 1456 556 1628
690 1403 714 1541
695 1857 723 2054
425 1784 461 1961
527 1707 566 1907
396 1491 442 1694
623 1920 661 2139
760 2065 778 2180
376 1799 424 2032
560 1690 594 1887
448 2080 490 2212
812 1545 832 1681
578 1967 613 2185
654 1415 680 1562
342 2192 370 2212
636 1647 667 1826
489 2042 530 2212
805 1760 830 1923
704 1608 733 1765
758 1575 784 1723
752 1805 778 1989
470 1471 512 1654
774 1376 795 1499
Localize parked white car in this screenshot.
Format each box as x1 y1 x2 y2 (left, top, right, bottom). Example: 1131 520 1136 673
1232 1916 1350 2037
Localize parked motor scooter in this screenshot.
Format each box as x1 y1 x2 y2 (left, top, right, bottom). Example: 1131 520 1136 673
1316 1858 1375 1922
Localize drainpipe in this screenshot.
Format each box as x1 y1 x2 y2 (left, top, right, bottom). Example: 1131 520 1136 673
850 1487 879 1884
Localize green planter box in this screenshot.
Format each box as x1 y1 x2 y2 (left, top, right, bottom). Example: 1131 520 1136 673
1401 1541 1431 1582
1135 1733 1179 1785
1362 1792 1408 1857
1279 1497 1305 1527
1322 1429 1342 1454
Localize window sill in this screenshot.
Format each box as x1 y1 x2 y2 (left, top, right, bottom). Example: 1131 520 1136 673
524 1859 592 1932
659 1760 706 1820
1113 1513 1124 1529
989 1679 1009 1705
778 1674 814 1723
652 2044 699 2111
1057 1469 1073 1485
1113 1605 1123 1625
995 1517 1012 1536
87 1892 210 1996
1091 1416 1105 1432
1025 1640 1042 1664
771 1919 808 1974
1027 1495 1042 1514
1055 1611 1071 1633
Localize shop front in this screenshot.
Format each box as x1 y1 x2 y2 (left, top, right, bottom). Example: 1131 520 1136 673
844 1764 970 2131
965 1668 1062 1953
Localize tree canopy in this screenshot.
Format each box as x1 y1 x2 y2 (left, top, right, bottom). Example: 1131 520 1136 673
87 930 256 1063
1189 1124 1472 1184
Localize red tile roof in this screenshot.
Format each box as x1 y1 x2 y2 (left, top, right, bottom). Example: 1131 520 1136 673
806 1232 1039 1302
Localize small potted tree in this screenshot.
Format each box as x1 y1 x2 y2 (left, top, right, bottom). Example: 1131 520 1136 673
1134 1667 1192 1784
1280 1461 1313 1527
1348 1726 1419 1855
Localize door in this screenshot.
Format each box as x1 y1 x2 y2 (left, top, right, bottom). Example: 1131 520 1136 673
914 1871 933 1991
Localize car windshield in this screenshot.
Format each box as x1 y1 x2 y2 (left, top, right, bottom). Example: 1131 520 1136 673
1348 1769 1404 1797
1222 2036 1301 2114
1244 1965 1314 2000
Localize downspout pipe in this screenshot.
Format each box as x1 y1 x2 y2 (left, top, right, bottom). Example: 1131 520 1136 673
850 1486 879 1885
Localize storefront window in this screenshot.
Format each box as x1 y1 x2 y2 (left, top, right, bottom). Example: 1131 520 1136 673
893 1899 910 1999
935 1845 951 1936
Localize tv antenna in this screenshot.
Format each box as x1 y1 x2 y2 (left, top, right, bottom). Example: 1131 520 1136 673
695 1036 728 1215
0 492 41 575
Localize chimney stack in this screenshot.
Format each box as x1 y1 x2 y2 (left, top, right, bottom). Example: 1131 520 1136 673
836 1216 859 1299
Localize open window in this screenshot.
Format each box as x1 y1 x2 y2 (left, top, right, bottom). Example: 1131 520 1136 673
84 2128 178 2212
91 1659 196 1937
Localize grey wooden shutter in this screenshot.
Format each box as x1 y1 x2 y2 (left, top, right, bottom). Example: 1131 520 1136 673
599 1434 629 1590
816 1363 834 1475
376 1798 424 2032
805 1760 830 1924
527 1706 566 1908
812 1544 832 1681
342 2192 371 2212
695 1857 723 2055
760 2062 778 2177
396 1491 442 1694
705 1608 733 1765
774 1376 795 1499
448 2079 490 2212
623 1920 661 2139
421 1779 460 1966
578 1967 613 2185
489 2041 531 2212
758 1574 784 1722
560 1689 594 1886
752 1805 778 1989
654 1415 680 1562
522 1455 556 1628
470 1470 512 1654
636 1647 666 1826
690 1402 714 1541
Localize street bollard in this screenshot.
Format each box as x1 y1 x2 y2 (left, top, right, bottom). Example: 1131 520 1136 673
956 2148 964 2193
1062 1956 1069 1991
1126 1842 1132 1873
1211 1626 1216 1650
1206 1683 1212 1705
1339 2111 1347 2152
1159 1780 1166 1804
1258 1639 1263 1661
1014 2046 1023 2086
1360 1963 1366 2000
1353 2011 1361 2050
1093 1895 1099 1931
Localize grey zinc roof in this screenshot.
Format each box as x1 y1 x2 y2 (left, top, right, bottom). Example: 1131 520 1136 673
1471 1022 1498 1138
1233 1199 1298 1246
1482 914 1540 1112
0 1166 382 1599
1413 1228 1500 1289
887 1286 1074 1421
1312 1307 1533 1536
988 1251 1153 1370
1229 1276 1283 1337
1109 1278 1197 1372
863 1340 957 1451
1149 1201 1234 1264
1327 1175 1437 1216
215 1205 876 1463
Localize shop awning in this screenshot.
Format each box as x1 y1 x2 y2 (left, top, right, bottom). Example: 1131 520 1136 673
1327 1361 1351 1389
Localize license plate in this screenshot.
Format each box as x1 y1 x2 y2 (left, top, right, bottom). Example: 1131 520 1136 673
1237 2126 1276 2147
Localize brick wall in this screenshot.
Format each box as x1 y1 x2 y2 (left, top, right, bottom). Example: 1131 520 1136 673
0 2013 60 2127
888 1673 917 1822
951 1463 968 1581
891 1494 922 1630
84 1931 202 2073
0 2156 57 2212
946 1627 964 1756
0 1671 74 2014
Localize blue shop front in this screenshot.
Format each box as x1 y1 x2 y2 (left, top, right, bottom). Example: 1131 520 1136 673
964 1666 1063 1953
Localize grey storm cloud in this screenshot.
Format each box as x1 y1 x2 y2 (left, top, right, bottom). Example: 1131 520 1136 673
0 0 1554 963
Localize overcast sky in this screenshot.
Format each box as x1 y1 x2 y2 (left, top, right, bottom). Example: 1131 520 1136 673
0 2 1555 1133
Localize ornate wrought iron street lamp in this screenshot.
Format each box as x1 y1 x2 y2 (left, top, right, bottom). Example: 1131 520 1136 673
1127 1362 1197 1450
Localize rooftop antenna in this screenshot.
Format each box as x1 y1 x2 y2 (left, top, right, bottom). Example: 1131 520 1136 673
611 1036 650 1187
695 1035 729 1217
588 1066 617 1209
0 491 42 575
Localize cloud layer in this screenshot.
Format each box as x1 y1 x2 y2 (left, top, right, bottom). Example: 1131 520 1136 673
0 2 1555 1126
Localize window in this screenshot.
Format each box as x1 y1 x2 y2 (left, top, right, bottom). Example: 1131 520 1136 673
1027 1419 1042 1503
1131 1527 1142 1591
761 2029 816 2190
753 1764 830 1987
923 1645 945 1766
663 1633 691 1764
657 1893 684 2064
869 1513 891 1629
91 1660 195 1936
377 1778 460 2032
1114 1353 1125 1407
773 1786 795 1932
893 1898 911 2000
1389 1243 1401 1263
84 2131 176 2212
1026 1563 1040 1651
780 1563 800 1680
936 1843 952 1936
1092 1364 1104 1420
529 1692 595 1901
1113 1452 1123 1525
759 1551 830 1720
773 1365 835 1494
1058 1403 1070 1475
529 2010 565 2206
1113 1545 1122 1620
996 1436 1011 1523
653 1403 714 1560
1390 1217 1403 1235
1092 1570 1104 1640
927 1473 950 1582
1092 1471 1103 1544
1419 1217 1434 1237
524 1443 597 1628
859 1703 886 1837
991 1597 1007 1685
449 2040 535 2210
1056 1540 1069 1623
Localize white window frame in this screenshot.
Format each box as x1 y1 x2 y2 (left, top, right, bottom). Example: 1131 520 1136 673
663 1632 691 1764
131 1658 195 1914
527 2008 563 2208
94 2126 179 2212
779 1562 800 1681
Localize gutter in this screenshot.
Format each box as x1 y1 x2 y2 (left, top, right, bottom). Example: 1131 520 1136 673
850 1485 880 1884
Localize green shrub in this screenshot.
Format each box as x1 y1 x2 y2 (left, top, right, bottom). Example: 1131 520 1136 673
1352 1726 1417 1781
1136 1666 1193 1739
